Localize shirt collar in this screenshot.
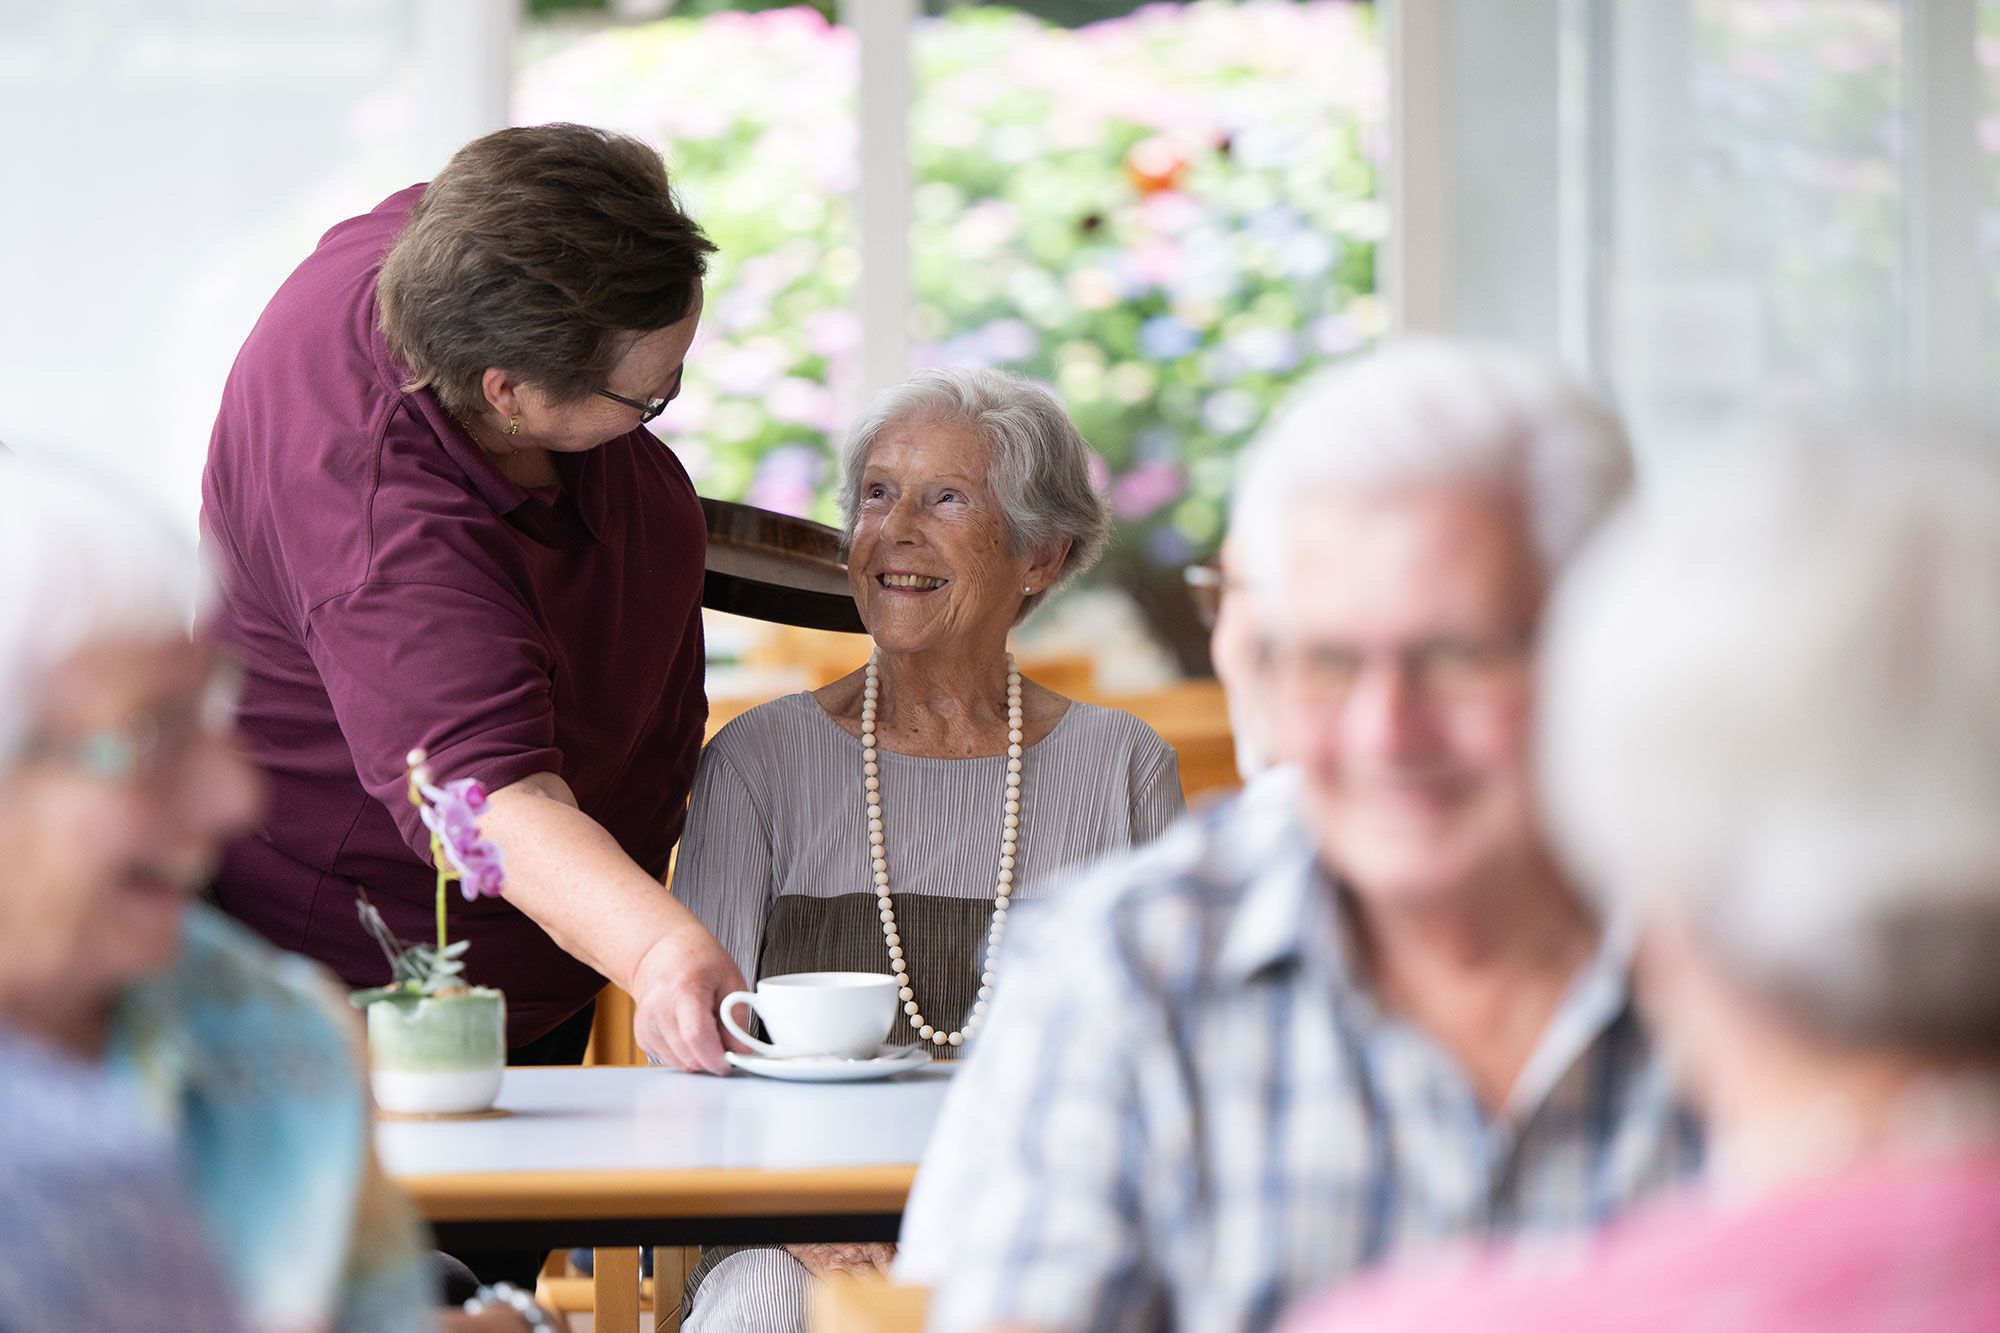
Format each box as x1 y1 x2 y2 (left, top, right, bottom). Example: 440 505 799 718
557 443 610 542
1210 771 1641 1070
1214 772 1342 986
422 399 612 548
370 307 609 545
1502 911 1640 1121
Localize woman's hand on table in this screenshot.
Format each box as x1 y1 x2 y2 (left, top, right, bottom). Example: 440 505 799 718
785 1243 897 1280
632 920 749 1074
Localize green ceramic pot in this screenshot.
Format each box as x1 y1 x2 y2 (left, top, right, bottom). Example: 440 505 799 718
366 987 506 1115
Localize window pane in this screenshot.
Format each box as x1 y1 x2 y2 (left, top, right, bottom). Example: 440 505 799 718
1983 0 2000 407
1607 1 1909 444
517 5 859 526
911 0 1385 670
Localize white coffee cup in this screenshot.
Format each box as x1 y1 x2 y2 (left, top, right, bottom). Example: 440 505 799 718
719 971 900 1059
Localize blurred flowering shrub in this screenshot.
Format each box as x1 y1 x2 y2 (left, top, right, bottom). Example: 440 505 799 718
520 7 862 517
518 2 1384 666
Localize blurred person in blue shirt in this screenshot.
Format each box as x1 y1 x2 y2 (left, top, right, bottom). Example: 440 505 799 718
0 456 531 1332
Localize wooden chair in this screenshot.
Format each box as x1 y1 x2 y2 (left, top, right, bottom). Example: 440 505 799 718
811 1274 932 1333
1083 678 1241 800
716 616 1242 801
531 1246 696 1332
583 982 641 1069
739 622 1098 698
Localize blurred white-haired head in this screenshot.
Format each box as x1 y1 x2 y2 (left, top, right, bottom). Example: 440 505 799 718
1229 338 1632 617
0 455 208 769
1542 420 2000 1049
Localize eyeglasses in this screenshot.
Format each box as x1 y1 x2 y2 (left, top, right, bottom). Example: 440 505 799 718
1182 559 1243 631
1254 633 1533 707
594 387 671 424
21 660 244 785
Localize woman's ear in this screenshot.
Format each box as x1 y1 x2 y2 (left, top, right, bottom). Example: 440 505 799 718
1022 538 1072 597
480 367 525 422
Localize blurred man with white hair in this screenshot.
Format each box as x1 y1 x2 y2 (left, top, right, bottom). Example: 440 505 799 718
1286 426 2000 1330
898 342 1700 1333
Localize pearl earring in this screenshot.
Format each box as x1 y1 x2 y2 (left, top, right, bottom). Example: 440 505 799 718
1022 585 1033 595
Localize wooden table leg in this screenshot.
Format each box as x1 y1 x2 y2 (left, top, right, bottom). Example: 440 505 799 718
653 1246 693 1332
592 1247 642 1333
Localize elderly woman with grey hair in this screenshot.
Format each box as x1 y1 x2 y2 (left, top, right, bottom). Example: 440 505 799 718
672 366 1184 1331
1285 426 2000 1332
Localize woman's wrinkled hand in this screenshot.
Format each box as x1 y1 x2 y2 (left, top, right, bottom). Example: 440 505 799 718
784 1243 897 1280
631 923 749 1075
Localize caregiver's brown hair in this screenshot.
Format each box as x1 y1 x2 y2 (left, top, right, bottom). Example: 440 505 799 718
377 122 715 423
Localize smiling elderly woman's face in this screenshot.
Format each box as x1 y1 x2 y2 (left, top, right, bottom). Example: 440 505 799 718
0 634 262 1020
847 415 1060 657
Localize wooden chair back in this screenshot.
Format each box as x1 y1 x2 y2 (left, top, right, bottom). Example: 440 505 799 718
811 1274 931 1333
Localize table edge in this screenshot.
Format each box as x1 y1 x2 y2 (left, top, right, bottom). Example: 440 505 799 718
397 1163 921 1222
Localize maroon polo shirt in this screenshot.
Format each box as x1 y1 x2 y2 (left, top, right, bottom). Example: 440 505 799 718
200 185 708 1046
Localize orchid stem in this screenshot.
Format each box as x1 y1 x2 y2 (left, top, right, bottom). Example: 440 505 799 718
433 832 449 957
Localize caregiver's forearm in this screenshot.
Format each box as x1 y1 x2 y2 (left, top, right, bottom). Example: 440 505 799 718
479 771 703 992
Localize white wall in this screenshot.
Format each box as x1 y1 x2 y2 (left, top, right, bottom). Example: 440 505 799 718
0 0 510 529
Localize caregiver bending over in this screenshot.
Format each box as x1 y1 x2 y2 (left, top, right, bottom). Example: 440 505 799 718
674 367 1185 1332
201 123 745 1075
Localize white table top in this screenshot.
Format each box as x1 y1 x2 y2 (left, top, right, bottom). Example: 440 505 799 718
379 1063 954 1178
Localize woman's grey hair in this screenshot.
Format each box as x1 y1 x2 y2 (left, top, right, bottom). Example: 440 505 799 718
1541 420 2000 1051
1229 339 1633 617
0 456 208 770
838 367 1110 620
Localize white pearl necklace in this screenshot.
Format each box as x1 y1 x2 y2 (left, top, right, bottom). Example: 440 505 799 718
862 652 1022 1048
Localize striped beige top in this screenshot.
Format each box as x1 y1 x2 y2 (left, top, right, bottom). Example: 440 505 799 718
674 690 1186 1048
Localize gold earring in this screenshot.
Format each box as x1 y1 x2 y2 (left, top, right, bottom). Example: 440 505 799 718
507 415 521 437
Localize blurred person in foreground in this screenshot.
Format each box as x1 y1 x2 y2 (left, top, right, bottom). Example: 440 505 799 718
896 341 1700 1332
1284 426 2000 1331
0 457 549 1331
201 123 747 1080
675 367 1183 1331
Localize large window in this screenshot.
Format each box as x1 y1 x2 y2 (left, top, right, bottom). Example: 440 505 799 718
518 0 1384 671
909 3 1382 668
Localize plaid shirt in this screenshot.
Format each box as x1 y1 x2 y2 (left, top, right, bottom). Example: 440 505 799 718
897 771 1702 1333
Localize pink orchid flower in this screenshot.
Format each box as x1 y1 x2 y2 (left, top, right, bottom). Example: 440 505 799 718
418 777 507 901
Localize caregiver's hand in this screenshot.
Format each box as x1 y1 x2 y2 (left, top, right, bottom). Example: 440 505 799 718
479 773 748 1074
632 920 749 1074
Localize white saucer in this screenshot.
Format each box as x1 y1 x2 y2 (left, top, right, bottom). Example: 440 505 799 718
725 1042 933 1083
